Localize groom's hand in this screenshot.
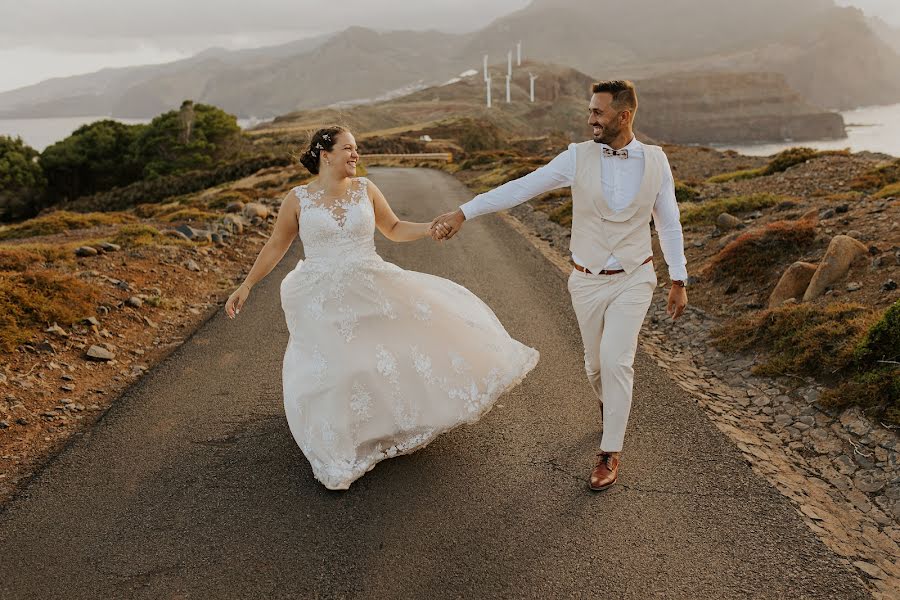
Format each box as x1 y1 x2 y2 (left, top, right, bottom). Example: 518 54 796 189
429 209 466 241
666 284 688 320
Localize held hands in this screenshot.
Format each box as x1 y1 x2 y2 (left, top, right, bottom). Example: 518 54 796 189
225 283 251 319
666 284 688 320
429 209 466 241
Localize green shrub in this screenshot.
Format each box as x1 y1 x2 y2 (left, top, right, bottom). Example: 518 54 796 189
706 168 763 183
680 193 788 225
674 181 700 202
761 147 819 175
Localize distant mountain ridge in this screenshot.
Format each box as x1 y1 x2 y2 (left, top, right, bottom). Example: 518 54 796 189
1 0 898 119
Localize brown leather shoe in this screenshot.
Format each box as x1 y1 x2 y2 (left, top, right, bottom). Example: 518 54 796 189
589 452 619 491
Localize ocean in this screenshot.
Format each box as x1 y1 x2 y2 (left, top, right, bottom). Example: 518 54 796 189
0 115 264 151
718 102 900 158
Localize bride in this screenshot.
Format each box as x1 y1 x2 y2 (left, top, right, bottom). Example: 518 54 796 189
225 126 539 490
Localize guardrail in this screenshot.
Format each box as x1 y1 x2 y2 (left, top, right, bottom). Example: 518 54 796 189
361 153 453 163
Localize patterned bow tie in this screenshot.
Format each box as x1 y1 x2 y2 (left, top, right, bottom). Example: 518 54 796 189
602 147 629 159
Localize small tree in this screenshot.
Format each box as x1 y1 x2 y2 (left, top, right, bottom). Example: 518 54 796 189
40 119 145 201
134 101 243 178
0 136 47 222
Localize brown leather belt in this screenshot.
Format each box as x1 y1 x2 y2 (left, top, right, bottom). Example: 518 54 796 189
573 255 652 275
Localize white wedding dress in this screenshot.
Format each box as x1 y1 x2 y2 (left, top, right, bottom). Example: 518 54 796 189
280 177 539 490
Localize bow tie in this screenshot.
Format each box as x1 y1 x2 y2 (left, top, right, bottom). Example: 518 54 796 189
602 147 629 159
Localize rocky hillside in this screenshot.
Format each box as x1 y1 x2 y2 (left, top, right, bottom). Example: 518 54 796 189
249 62 845 146
1 0 898 120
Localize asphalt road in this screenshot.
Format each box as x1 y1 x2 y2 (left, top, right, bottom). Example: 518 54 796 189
0 168 870 599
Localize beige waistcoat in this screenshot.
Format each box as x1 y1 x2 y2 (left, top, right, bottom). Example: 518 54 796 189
570 140 666 274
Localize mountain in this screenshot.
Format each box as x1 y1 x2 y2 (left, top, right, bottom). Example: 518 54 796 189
251 62 845 146
1 0 897 119
868 15 900 54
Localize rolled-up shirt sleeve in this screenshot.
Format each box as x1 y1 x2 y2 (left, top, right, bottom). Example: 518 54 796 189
459 145 575 220
652 155 689 282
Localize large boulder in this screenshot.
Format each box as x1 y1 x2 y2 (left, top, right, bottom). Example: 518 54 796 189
221 214 247 235
803 235 869 301
716 213 743 231
769 262 817 308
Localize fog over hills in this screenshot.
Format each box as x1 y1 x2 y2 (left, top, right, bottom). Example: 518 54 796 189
1 0 897 119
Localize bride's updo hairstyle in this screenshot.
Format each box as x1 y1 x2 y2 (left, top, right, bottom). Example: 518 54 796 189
298 126 348 174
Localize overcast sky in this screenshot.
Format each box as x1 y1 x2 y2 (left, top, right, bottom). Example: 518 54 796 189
0 0 897 93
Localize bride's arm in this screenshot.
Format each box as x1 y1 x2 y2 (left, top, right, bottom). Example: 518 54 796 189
369 180 431 242
225 190 299 318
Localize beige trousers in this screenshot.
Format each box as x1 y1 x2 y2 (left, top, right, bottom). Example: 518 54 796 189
567 261 657 452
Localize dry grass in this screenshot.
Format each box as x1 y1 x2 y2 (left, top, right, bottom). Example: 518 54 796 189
850 158 900 191
109 224 166 248
0 271 99 352
706 168 762 183
160 208 220 223
704 218 817 283
680 193 789 225
874 182 900 199
0 211 136 241
0 244 71 271
714 300 899 423
704 148 848 184
713 302 877 376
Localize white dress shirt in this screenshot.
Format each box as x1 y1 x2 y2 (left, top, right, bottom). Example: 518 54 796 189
460 137 688 282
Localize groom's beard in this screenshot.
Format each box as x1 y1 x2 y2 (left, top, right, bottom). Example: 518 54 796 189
593 122 621 145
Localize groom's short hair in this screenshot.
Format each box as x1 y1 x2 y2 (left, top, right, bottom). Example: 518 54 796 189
592 80 638 114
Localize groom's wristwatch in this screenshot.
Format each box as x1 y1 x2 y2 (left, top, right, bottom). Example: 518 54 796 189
671 280 686 288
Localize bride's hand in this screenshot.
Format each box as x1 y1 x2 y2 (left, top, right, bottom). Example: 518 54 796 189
225 284 251 319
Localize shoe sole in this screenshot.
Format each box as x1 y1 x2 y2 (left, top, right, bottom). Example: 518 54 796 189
588 476 617 492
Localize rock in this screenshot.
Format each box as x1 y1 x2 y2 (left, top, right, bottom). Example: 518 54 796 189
845 230 864 240
0 420 8 429
15 417 28 425
853 561 887 580
225 201 245 213
243 203 269 220
85 345 114 362
873 253 899 268
211 232 224 245
818 208 835 219
222 214 246 235
184 259 201 272
846 281 862 292
163 229 191 242
82 316 101 327
175 224 212 243
882 279 898 292
803 235 870 301
769 262 817 308
834 455 857 475
45 324 68 337
840 409 872 436
98 242 121 252
127 296 143 308
61 384 75 392
716 213 743 230
774 413 794 427
142 316 159 329
835 204 849 214
74 246 98 257
853 473 886 494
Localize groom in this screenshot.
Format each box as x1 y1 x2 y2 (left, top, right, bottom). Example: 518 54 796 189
431 80 688 491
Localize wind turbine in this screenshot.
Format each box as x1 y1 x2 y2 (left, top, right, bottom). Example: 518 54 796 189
486 76 492 108
483 54 489 82
517 41 522 66
529 73 538 102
